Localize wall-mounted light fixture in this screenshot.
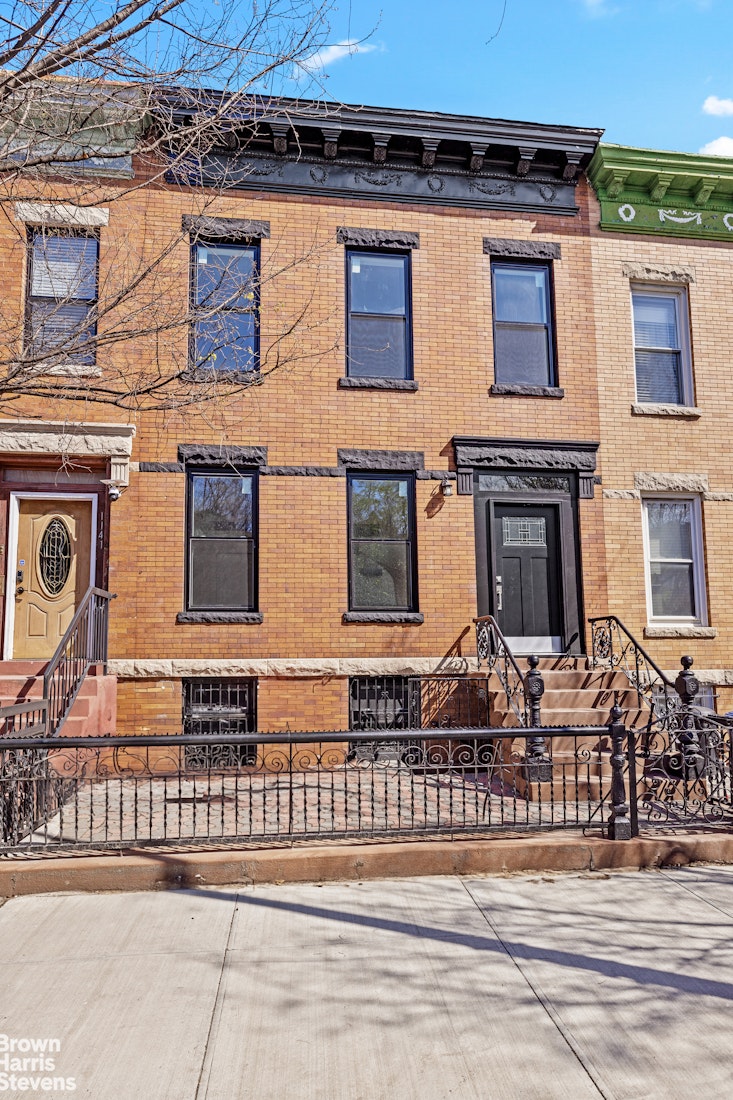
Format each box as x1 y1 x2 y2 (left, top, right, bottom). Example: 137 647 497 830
440 477 453 497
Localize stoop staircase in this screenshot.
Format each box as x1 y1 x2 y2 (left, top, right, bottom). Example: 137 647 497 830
0 660 117 738
0 587 117 739
488 655 648 730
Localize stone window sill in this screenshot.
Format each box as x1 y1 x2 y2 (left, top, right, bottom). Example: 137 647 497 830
631 403 701 418
644 625 716 639
490 383 564 399
339 377 418 391
342 611 424 624
176 611 264 624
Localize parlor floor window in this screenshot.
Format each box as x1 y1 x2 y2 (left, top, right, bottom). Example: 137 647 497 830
187 471 256 610
643 497 705 623
348 474 417 611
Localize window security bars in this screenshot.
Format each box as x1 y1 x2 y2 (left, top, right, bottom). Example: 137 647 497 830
183 678 256 769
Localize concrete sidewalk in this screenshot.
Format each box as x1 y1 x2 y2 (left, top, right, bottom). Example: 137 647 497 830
0 868 732 1099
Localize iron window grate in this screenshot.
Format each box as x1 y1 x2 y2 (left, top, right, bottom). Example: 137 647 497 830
183 678 256 769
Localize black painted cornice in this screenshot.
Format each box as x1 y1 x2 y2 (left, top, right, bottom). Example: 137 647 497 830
163 91 603 214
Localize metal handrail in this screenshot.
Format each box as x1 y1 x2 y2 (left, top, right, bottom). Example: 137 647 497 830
473 615 529 725
588 614 675 720
42 586 115 736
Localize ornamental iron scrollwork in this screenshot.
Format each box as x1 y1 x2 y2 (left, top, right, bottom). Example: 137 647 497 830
473 616 529 726
39 518 72 597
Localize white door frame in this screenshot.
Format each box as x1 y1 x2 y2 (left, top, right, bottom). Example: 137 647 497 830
3 492 98 659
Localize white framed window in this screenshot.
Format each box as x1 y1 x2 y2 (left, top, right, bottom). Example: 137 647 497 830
642 497 706 624
631 285 693 406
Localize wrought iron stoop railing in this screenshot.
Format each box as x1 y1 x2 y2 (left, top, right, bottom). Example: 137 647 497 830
473 615 529 725
43 586 115 738
589 615 677 727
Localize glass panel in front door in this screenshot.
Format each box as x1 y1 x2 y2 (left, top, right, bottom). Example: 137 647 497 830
493 503 562 653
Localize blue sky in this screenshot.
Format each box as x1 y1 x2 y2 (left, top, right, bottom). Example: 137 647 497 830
289 0 733 155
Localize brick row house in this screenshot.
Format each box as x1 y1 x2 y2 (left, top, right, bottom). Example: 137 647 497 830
2 95 733 746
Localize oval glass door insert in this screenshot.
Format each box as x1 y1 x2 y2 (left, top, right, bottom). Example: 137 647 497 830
39 517 72 596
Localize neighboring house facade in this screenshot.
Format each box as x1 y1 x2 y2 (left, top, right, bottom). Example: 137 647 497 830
588 145 733 712
2 98 733 740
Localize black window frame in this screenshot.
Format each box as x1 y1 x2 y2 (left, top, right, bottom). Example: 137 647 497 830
25 226 100 367
347 472 418 612
345 248 413 380
189 237 260 377
490 259 556 387
185 467 259 613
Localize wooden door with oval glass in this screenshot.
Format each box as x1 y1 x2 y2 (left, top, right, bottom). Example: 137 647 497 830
492 502 563 653
13 499 93 659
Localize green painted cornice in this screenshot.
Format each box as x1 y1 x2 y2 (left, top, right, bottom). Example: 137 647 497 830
587 143 733 241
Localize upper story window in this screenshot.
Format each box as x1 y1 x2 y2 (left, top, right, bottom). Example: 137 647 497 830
187 471 257 611
346 250 411 379
191 240 259 374
491 262 554 386
348 474 417 611
26 228 98 366
643 497 705 624
632 286 692 405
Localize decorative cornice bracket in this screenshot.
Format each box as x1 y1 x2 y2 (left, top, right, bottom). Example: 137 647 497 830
516 146 537 177
649 173 674 202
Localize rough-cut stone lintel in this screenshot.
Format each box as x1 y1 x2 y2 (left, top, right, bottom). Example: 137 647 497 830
337 449 425 471
644 626 717 639
631 404 701 418
176 612 264 624
453 443 597 473
415 470 455 480
342 612 425 624
483 237 561 259
108 655 474 678
634 472 709 492
338 377 418 391
603 489 641 500
182 214 270 239
15 201 109 227
622 262 695 284
261 466 344 477
177 444 267 466
704 492 733 501
139 462 184 473
336 227 419 249
490 383 564 399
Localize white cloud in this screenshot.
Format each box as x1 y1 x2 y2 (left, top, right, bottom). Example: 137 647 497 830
703 95 733 116
295 39 377 76
699 136 733 156
580 0 618 15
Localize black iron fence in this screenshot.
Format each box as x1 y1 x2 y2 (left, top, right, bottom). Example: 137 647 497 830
2 722 627 852
2 658 732 854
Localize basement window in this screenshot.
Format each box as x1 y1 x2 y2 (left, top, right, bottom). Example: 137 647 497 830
183 677 257 768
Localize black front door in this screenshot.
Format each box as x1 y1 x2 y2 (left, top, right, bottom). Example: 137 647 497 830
492 503 563 652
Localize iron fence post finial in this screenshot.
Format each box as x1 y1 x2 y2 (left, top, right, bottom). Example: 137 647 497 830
674 655 705 782
608 703 631 840
525 656 552 783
